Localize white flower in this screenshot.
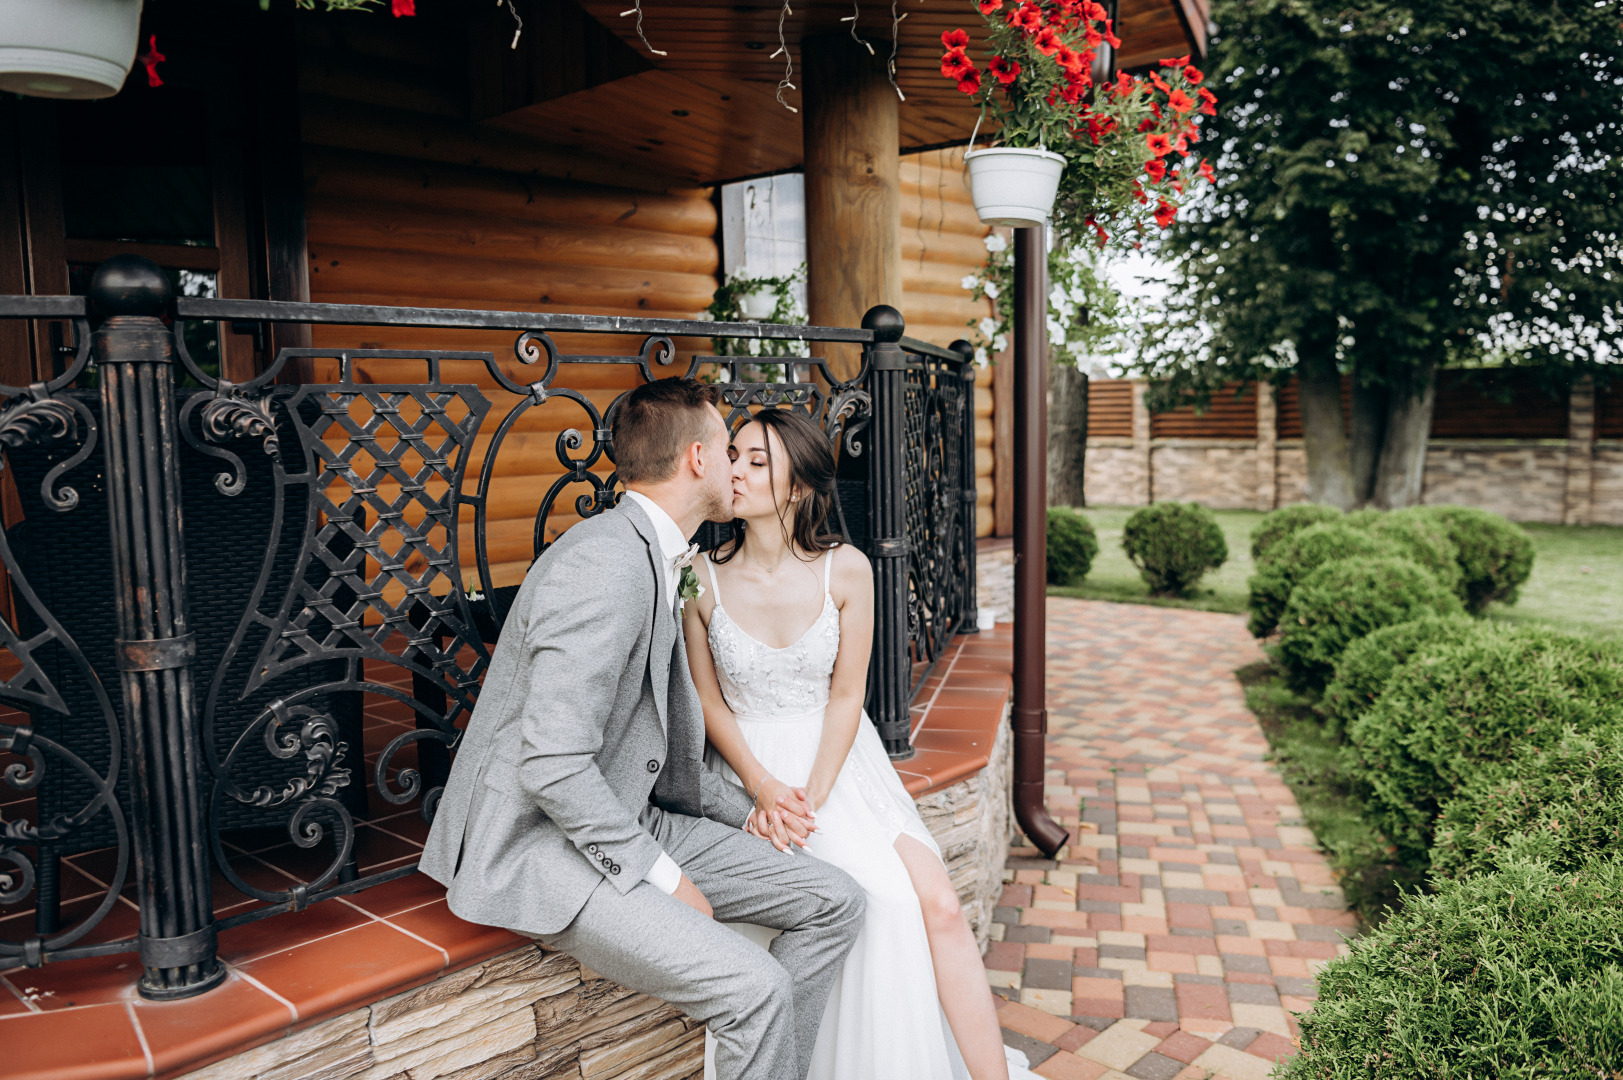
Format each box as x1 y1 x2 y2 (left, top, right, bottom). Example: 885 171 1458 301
961 274 979 291
979 316 998 339
974 346 989 366
992 333 1008 352
983 281 1000 299
984 233 1008 253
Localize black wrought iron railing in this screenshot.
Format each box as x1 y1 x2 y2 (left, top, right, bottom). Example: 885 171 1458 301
0 255 978 999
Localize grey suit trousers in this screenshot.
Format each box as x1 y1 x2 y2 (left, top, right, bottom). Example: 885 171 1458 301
541 812 864 1080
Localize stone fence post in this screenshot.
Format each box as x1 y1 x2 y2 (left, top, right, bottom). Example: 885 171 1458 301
1565 375 1595 526
1255 381 1277 511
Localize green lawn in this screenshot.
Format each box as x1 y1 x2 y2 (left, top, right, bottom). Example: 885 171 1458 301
1051 505 1623 638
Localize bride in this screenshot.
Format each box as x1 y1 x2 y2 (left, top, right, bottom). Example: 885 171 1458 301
683 408 1023 1080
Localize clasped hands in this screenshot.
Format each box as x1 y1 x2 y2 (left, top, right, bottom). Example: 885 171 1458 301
745 774 817 854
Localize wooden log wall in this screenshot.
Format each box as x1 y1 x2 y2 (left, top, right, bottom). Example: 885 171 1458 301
899 147 996 538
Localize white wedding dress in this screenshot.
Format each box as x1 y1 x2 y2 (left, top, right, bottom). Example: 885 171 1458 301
698 550 1034 1080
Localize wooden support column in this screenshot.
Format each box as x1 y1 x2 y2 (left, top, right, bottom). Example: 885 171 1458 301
802 35 900 379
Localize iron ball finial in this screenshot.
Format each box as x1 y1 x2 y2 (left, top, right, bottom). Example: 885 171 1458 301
948 339 976 363
88 255 173 319
861 304 905 344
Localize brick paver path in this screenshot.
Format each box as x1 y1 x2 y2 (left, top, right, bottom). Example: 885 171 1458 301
987 599 1357 1080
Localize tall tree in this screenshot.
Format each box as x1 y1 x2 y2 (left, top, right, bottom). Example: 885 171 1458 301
1134 0 1623 507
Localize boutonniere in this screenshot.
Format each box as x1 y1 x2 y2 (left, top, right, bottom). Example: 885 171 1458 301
677 565 705 610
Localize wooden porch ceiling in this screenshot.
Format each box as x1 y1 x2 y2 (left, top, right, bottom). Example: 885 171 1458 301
483 0 1209 186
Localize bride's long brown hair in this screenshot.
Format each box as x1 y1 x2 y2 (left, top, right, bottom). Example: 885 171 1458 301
712 408 843 564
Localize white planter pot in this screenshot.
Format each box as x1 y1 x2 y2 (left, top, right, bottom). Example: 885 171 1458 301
737 287 778 320
0 0 143 100
965 147 1066 229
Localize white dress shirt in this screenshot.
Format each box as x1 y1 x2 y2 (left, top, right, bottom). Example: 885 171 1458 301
621 490 690 896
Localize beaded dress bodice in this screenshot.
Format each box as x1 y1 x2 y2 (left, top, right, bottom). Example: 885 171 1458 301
703 552 841 719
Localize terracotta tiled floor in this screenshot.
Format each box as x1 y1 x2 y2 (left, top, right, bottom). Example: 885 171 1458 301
989 599 1356 1080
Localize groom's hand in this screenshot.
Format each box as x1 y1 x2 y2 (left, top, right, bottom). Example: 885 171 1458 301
673 874 713 918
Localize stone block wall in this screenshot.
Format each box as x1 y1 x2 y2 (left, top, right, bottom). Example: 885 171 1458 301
1146 442 1262 509
1418 441 1571 523
1589 444 1623 526
1081 441 1142 507
182 726 1013 1080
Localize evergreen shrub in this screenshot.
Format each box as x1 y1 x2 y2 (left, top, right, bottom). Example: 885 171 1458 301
1277 858 1623 1080
1276 556 1462 693
1347 627 1623 865
1249 502 1343 562
1046 507 1098 586
1350 507 1463 599
1432 728 1623 880
1317 615 1477 738
1245 523 1395 638
1420 504 1535 612
1120 502 1227 596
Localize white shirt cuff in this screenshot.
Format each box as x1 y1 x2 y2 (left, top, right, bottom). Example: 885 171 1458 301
646 851 683 894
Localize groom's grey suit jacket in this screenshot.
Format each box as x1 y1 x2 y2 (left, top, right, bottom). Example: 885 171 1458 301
420 500 756 936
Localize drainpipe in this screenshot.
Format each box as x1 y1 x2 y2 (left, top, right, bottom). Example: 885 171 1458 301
1012 226 1068 857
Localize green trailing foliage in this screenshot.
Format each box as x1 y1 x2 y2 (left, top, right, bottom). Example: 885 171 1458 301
1250 503 1344 563
1317 615 1476 739
1046 507 1099 587
1431 728 1623 882
1276 557 1462 693
1346 626 1623 868
1246 523 1396 639
1419 505 1536 613
1347 507 1463 600
1121 502 1228 597
1277 858 1623 1080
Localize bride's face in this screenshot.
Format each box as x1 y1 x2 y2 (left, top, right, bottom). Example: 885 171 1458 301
729 421 797 521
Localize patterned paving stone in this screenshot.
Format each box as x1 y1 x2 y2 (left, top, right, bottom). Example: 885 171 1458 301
991 600 1361 1079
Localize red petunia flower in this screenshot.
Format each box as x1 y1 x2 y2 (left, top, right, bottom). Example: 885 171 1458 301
1113 71 1134 97
1137 117 1157 133
958 70 983 95
137 34 164 87
1104 25 1122 49
1173 131 1189 154
1150 72 1171 94
1090 217 1109 247
1144 159 1167 181
1198 87 1218 115
392 0 414 13
1082 0 1107 19
1034 26 1062 55
1154 199 1177 228
1168 89 1194 114
989 55 1022 85
1146 132 1173 157
1060 80 1088 103
1132 180 1148 205
1085 26 1103 48
1198 159 1216 183
979 0 1004 12
1184 65 1204 84
942 28 971 50
1159 54 1191 68
942 49 975 80
1009 2 1042 32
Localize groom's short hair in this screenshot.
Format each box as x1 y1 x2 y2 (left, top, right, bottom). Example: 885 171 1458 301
613 378 723 484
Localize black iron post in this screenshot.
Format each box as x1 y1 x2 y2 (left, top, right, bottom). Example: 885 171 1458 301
950 339 980 632
90 256 223 999
1011 229 1068 857
862 304 914 759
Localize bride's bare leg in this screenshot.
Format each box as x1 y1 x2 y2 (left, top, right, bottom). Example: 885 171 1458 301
894 834 1011 1080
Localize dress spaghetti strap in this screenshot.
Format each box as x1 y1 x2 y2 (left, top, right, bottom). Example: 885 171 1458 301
703 551 722 605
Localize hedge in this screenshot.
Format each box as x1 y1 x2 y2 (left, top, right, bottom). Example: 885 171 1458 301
1317 615 1477 738
1278 858 1623 1080
1346 626 1623 865
1121 502 1227 597
1250 503 1343 562
1431 728 1623 880
1246 523 1396 639
1276 556 1463 693
1419 505 1535 613
1046 507 1099 586
1349 507 1463 599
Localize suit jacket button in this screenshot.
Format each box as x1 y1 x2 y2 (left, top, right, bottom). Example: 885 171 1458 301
588 845 599 854
647 760 659 773
610 864 620 875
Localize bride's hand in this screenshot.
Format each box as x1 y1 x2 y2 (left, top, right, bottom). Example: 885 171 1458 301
755 777 816 844
747 808 795 853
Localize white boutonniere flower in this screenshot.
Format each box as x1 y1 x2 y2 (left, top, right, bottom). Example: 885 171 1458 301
678 565 705 609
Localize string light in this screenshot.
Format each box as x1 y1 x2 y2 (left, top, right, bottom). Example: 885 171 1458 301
772 0 797 113
619 1 668 57
888 2 906 100
501 0 522 49
842 2 875 55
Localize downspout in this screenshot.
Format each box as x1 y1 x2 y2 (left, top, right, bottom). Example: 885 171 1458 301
1011 226 1068 857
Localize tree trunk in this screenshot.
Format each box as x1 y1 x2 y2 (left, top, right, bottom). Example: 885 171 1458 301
1349 377 1389 506
1298 349 1357 509
1371 359 1437 508
1048 362 1089 507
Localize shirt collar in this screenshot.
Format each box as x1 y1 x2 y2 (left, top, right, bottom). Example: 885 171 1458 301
622 490 691 564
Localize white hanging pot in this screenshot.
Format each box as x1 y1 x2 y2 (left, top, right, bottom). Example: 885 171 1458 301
0 0 144 101
737 287 778 320
964 147 1066 229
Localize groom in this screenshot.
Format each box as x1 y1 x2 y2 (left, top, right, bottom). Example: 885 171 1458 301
420 378 862 1080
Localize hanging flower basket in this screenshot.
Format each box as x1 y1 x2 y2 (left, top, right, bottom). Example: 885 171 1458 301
965 146 1066 228
0 0 144 100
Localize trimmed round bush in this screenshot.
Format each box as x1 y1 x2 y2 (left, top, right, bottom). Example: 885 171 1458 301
1278 857 1623 1080
1245 523 1396 639
1121 502 1227 597
1347 626 1623 864
1317 614 1477 737
1046 507 1098 586
1420 504 1535 612
1276 556 1463 693
1432 727 1623 880
1354 507 1463 599
1249 502 1343 562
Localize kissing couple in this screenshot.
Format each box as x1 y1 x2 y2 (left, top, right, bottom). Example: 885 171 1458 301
422 379 1022 1080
